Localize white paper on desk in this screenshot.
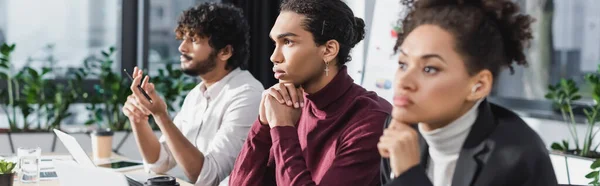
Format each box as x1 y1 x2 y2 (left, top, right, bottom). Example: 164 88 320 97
38 156 76 180
39 155 74 170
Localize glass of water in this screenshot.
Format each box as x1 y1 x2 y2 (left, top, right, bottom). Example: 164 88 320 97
17 147 41 184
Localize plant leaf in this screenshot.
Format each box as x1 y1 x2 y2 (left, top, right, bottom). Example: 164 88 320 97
563 140 570 151
26 67 39 79
592 159 600 169
545 93 554 100
0 163 5 173
183 83 196 90
587 171 599 178
0 72 8 79
551 142 565 151
6 162 14 173
585 108 592 117
84 120 95 125
42 67 52 75
0 43 11 56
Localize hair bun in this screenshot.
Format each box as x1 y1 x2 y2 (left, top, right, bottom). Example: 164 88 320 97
480 0 534 69
351 17 366 46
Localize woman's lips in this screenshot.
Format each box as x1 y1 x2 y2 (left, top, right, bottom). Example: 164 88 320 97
393 95 414 107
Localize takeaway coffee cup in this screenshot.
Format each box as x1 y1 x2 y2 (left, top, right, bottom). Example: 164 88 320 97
91 129 114 161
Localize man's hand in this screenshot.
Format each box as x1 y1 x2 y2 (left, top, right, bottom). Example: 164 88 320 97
266 83 304 108
377 118 421 177
259 83 304 125
260 83 304 128
130 67 169 118
264 95 302 128
122 95 150 125
258 91 269 125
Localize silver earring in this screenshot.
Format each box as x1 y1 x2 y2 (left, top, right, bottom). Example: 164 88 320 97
325 61 330 76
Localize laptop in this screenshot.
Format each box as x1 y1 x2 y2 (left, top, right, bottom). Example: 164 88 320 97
53 129 145 186
54 160 133 186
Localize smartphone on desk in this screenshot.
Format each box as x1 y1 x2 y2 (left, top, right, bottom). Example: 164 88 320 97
96 160 144 172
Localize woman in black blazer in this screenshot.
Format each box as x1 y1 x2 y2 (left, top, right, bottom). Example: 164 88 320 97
377 0 558 185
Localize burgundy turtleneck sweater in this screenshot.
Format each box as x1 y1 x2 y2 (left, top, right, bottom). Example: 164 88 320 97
229 67 392 186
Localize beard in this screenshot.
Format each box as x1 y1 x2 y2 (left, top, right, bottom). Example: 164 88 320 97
181 50 218 76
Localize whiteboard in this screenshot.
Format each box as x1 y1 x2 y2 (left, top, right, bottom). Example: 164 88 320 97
362 0 405 103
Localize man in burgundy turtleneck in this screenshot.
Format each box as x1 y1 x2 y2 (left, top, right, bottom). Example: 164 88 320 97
229 1 392 185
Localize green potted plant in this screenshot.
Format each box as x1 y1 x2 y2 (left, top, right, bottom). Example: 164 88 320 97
1 43 81 132
82 47 130 131
18 66 52 131
0 43 20 132
0 160 16 186
547 64 600 184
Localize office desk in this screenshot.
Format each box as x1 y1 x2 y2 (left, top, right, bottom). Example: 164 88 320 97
12 154 194 186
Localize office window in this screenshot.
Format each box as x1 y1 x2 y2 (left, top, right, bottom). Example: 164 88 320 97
0 0 121 79
494 0 600 102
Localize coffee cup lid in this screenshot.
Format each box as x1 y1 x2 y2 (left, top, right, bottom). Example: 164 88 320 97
145 176 179 186
91 129 114 136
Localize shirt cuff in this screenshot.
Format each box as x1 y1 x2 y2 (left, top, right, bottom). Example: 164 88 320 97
270 126 298 143
143 143 170 174
196 153 219 186
250 119 272 144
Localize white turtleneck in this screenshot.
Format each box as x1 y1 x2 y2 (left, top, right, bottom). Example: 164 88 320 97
418 99 483 186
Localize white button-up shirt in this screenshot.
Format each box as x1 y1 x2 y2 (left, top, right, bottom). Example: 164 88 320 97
143 68 263 186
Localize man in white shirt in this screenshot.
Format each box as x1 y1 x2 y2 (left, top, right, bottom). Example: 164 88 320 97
122 3 263 186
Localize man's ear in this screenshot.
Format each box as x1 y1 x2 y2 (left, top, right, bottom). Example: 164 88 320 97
218 45 233 62
321 40 339 64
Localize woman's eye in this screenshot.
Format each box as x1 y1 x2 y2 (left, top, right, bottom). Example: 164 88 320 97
424 66 439 74
398 61 407 70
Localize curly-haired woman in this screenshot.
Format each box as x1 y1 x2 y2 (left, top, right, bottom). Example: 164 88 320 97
378 0 558 185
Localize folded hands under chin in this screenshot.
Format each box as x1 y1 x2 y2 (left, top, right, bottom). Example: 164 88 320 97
259 83 305 128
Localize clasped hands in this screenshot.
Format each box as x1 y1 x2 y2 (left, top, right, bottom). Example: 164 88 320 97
259 83 304 128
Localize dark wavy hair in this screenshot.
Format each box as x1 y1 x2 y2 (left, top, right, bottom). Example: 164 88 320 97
280 0 365 67
395 0 535 77
175 3 250 70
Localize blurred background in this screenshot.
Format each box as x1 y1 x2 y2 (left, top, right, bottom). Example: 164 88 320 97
0 0 599 184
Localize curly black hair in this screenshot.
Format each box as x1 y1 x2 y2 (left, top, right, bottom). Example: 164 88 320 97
395 0 535 77
280 0 365 67
175 3 250 70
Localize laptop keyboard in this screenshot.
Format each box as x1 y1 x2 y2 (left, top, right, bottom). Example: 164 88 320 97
126 176 144 186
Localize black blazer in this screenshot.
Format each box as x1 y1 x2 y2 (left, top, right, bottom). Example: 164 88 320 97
380 99 558 186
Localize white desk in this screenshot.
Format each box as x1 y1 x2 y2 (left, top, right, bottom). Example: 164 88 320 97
11 154 193 186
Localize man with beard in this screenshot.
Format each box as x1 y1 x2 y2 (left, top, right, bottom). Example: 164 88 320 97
122 3 263 186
